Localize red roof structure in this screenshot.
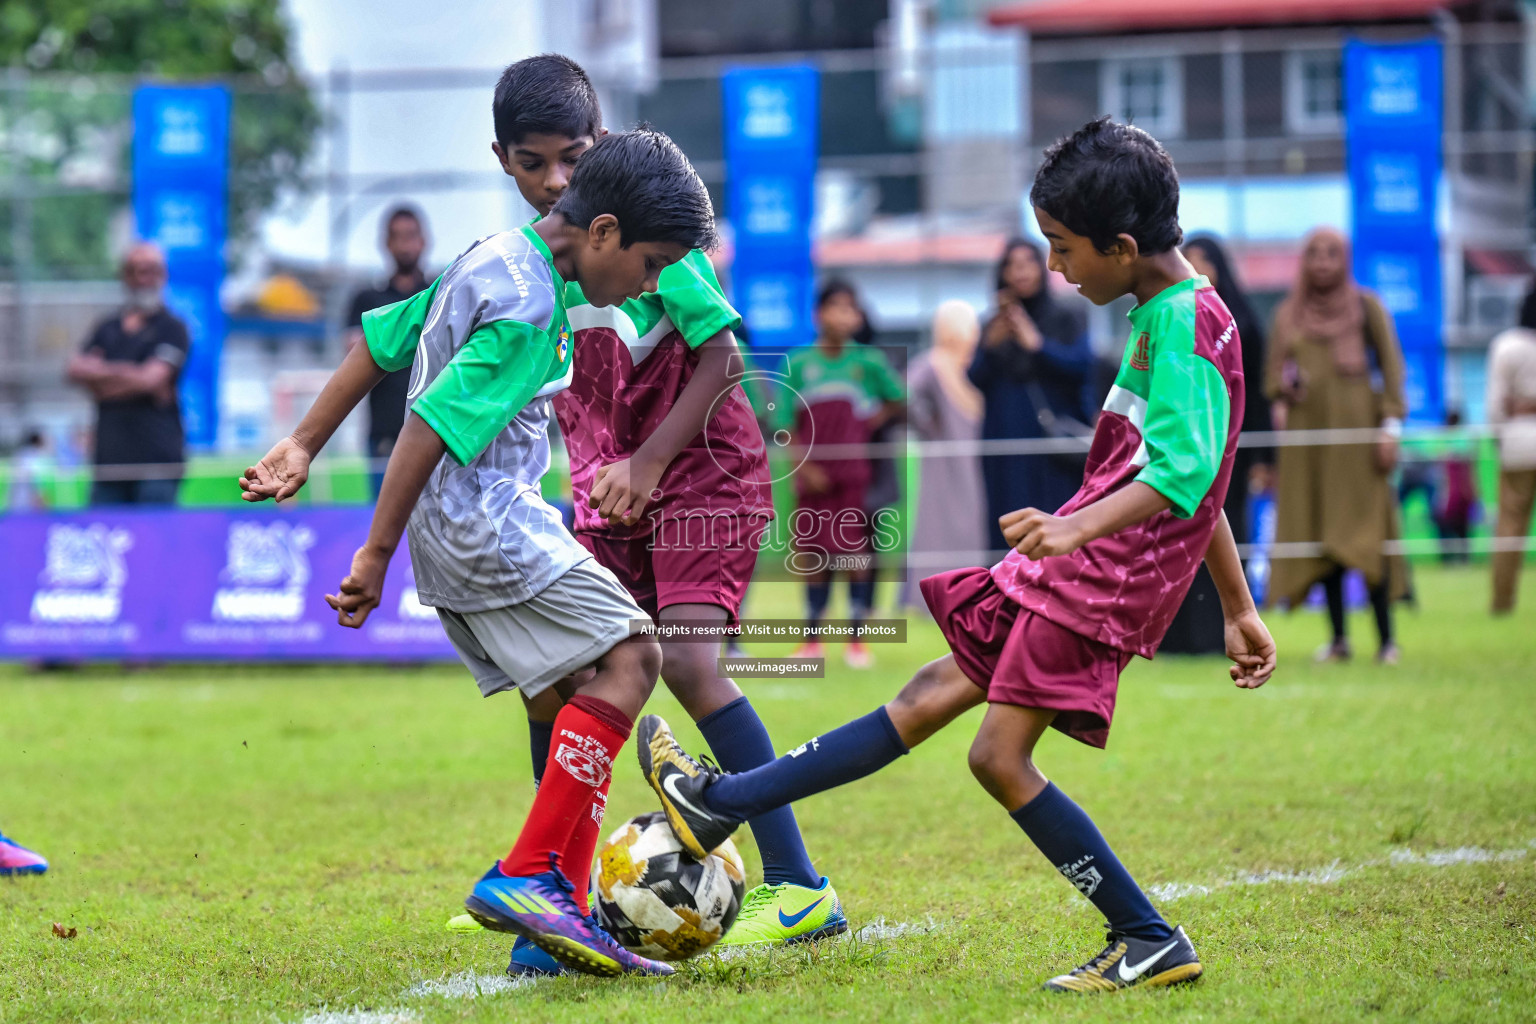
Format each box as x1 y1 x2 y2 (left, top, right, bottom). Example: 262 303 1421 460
987 0 1464 34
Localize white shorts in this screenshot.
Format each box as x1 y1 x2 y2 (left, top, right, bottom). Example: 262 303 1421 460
436 559 651 698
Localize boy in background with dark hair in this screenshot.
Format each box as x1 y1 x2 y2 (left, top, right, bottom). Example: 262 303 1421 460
240 128 718 979
486 54 851 963
780 279 905 668
639 117 1276 993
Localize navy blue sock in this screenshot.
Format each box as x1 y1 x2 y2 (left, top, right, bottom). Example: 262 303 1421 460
528 718 554 790
696 696 821 888
848 576 875 634
1010 782 1172 941
806 581 831 628
705 707 907 822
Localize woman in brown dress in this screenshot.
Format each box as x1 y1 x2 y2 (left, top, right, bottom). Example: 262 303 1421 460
1266 227 1409 664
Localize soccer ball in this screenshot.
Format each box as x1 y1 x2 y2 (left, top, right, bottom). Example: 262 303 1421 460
591 811 745 961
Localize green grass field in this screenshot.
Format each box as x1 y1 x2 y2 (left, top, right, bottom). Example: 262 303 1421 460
3 565 1534 1024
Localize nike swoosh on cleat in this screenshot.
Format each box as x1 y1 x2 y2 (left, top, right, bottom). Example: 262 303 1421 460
1117 940 1179 983
661 772 713 821
778 895 826 928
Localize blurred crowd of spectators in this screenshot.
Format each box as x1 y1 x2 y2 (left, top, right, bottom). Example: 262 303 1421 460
9 209 1536 635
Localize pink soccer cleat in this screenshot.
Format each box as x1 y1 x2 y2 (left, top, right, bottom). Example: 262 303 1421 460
0 831 48 875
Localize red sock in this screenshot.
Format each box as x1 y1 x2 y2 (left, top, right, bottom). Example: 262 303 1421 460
500 696 632 885
563 786 607 916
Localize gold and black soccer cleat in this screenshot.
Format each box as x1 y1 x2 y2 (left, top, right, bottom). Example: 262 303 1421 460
636 713 739 860
1043 926 1203 993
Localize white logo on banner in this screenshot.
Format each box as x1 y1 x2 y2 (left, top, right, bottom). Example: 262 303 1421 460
212 522 314 622
30 524 134 623
397 587 439 622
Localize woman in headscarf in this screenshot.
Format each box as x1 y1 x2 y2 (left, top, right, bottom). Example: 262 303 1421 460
1267 227 1410 664
1185 235 1273 546
968 239 1094 556
905 300 987 607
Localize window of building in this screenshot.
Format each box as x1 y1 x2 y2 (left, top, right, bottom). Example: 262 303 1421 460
1100 56 1183 139
1285 49 1344 135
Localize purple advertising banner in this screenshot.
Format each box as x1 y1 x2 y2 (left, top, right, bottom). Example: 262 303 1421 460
0 509 457 661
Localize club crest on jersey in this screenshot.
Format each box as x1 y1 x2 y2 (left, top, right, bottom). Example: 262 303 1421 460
1130 332 1151 371
555 321 570 363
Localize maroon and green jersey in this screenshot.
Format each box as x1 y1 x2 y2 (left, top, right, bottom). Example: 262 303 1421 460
552 250 772 539
778 342 905 492
990 276 1244 658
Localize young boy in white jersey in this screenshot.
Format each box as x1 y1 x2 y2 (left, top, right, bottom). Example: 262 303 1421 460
239 129 716 979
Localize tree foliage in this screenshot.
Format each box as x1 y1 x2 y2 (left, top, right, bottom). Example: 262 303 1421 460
0 0 319 277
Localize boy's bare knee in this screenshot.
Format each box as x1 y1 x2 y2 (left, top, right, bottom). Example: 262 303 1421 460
967 737 1008 785
887 658 982 747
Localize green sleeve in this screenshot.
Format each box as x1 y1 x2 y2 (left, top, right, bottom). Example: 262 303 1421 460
1134 349 1231 519
866 349 905 402
775 353 805 433
362 275 442 372
655 249 741 349
410 319 556 468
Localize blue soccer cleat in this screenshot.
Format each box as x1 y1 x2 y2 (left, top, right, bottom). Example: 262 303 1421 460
508 935 568 977
465 859 672 977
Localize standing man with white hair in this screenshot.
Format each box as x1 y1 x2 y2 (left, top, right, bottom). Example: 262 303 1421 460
66 242 190 505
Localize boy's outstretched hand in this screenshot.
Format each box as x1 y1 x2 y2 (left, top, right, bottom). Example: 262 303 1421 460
1224 609 1276 688
240 437 312 503
325 545 388 628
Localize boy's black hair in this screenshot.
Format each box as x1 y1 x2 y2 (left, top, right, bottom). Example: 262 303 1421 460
493 54 602 148
1030 116 1182 256
816 278 858 309
1520 284 1536 330
551 127 718 251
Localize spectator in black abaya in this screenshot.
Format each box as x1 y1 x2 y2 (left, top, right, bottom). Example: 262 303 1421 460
1161 235 1274 654
969 238 1094 556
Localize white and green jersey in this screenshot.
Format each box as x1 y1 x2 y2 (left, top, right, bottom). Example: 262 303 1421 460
362 225 586 611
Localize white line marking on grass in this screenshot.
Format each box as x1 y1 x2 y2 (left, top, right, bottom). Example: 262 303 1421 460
406 971 537 999
853 916 942 941
299 1011 418 1024
1148 840 1534 903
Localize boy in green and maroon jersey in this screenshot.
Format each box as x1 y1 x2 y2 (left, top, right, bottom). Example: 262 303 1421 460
639 118 1278 994
487 55 847 958
778 280 905 667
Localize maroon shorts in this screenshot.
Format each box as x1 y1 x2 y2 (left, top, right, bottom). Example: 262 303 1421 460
919 566 1133 749
792 482 871 557
578 518 764 626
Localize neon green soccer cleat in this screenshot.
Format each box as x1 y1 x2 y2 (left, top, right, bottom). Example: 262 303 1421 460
445 913 484 933
718 878 849 946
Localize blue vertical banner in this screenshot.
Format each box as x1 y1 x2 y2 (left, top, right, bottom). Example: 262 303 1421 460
723 66 819 348
1344 39 1443 421
132 84 231 449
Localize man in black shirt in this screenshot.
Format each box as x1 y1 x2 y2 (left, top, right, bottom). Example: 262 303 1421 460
66 243 191 505
345 205 429 496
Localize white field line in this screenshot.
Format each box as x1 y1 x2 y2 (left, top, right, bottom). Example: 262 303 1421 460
853 916 942 941
1148 840 1535 902
406 971 537 999
298 1012 418 1024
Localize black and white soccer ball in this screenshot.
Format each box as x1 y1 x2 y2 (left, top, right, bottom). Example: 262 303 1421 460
591 811 745 961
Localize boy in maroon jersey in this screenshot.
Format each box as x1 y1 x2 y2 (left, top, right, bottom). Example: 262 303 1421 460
489 55 847 959
639 118 1277 993
779 280 905 667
